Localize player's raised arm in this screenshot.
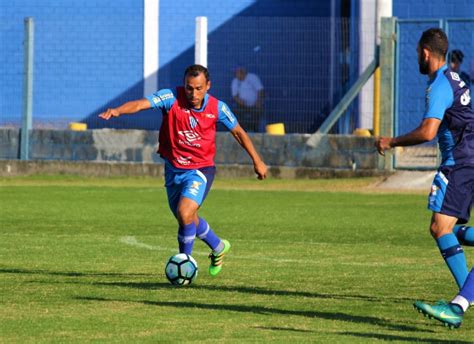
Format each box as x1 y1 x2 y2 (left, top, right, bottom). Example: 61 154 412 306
230 124 267 180
98 99 152 120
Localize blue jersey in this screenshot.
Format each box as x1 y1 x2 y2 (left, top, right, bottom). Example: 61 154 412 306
145 88 238 131
424 64 474 166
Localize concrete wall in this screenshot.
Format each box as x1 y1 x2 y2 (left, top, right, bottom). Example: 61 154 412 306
0 128 379 171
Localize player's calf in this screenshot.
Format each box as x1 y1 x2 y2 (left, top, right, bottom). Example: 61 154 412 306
454 225 474 246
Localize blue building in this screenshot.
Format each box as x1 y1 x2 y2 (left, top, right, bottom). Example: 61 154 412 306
0 0 358 133
0 0 471 133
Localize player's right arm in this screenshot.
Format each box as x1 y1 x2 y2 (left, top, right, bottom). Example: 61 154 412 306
375 118 441 155
375 74 452 155
99 99 151 120
99 89 176 120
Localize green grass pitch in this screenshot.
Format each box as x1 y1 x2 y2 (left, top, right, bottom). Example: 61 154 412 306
1 175 473 343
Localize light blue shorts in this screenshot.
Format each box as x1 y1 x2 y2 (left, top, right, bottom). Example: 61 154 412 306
164 162 215 216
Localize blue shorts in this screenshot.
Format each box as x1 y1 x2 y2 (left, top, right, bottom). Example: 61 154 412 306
164 161 216 216
428 165 474 224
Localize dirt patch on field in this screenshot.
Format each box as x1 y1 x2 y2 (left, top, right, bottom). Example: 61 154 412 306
361 170 435 195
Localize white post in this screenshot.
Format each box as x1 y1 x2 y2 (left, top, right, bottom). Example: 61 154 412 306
357 0 376 130
195 16 208 67
143 0 159 96
377 0 393 45
21 17 34 160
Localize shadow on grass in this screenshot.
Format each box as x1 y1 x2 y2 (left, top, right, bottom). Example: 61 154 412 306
0 267 150 278
76 296 433 333
5 265 441 336
340 332 472 343
253 326 314 333
5 266 413 303
92 280 415 303
6 266 417 304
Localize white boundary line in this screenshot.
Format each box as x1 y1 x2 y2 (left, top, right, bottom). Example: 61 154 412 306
120 236 301 263
119 236 402 267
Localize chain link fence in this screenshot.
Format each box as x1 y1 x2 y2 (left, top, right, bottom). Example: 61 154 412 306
5 14 470 169
0 16 144 130
207 16 370 134
1 16 373 134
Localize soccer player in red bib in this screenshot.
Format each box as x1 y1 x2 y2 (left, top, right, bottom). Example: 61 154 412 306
99 64 267 276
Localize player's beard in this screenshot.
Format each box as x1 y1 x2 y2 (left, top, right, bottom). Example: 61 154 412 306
189 97 201 108
418 51 430 75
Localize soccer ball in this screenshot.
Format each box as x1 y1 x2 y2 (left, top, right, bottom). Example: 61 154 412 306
165 253 198 286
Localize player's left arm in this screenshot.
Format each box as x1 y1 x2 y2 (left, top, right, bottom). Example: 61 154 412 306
375 118 441 155
230 124 268 180
218 101 267 179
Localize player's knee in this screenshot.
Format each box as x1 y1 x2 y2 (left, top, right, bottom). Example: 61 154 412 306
177 207 197 225
429 224 439 238
429 222 451 239
430 221 440 237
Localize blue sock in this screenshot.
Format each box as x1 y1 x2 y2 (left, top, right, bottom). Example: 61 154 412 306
453 225 474 246
178 223 196 255
436 233 468 289
196 217 221 251
459 268 474 305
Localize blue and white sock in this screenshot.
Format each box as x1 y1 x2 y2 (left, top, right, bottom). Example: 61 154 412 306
453 225 474 246
452 268 474 312
436 233 468 289
196 217 222 251
178 223 196 255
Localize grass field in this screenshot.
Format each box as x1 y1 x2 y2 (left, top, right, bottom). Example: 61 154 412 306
1 175 473 343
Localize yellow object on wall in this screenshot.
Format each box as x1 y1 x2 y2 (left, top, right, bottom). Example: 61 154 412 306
353 128 372 137
69 122 87 131
266 123 285 135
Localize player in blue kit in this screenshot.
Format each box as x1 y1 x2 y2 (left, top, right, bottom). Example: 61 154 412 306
375 28 474 328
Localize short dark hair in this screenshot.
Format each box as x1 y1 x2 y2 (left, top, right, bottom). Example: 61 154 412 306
449 49 464 64
184 64 210 82
418 28 448 58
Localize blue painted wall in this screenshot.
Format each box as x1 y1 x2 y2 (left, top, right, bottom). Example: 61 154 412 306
91 0 339 132
1 0 346 133
394 0 473 18
156 0 340 133
1 0 472 135
393 0 474 136
157 0 332 89
0 0 144 128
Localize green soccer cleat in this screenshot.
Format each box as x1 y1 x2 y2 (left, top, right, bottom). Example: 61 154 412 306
208 239 231 276
413 300 463 329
